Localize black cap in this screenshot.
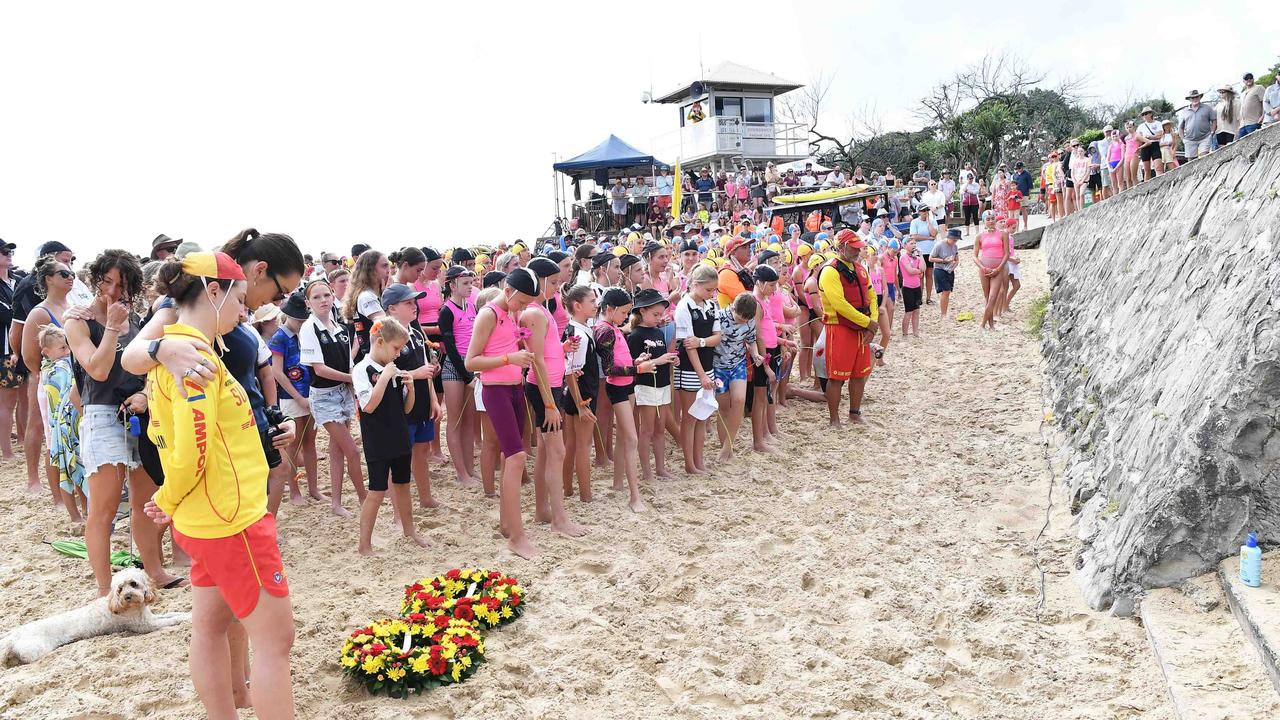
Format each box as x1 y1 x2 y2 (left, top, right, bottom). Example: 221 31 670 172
421 247 442 263
642 241 663 257
599 287 632 309
545 250 570 264
526 257 560 278
280 291 310 320
505 267 540 296
381 282 426 309
452 247 474 265
351 243 371 258
151 233 181 259
444 264 474 281
756 249 780 265
1015 161 1025 168
0 239 15 252
591 252 616 269
678 238 700 253
618 254 642 272
482 270 505 288
631 287 668 310
38 241 72 257
1244 72 1255 81
753 265 779 282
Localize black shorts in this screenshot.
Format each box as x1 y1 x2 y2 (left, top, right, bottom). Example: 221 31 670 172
901 285 922 313
962 204 979 225
524 383 565 431
367 453 411 492
806 305 819 323
604 382 634 405
923 255 933 269
561 377 596 416
1139 143 1161 162
1064 178 1075 189
1087 172 1101 191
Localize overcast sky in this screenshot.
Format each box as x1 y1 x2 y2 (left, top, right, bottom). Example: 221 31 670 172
1 0 1273 265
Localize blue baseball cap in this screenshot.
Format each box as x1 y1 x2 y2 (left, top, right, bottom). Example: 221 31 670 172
381 283 425 309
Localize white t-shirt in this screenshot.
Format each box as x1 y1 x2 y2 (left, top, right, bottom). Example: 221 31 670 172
673 296 721 340
356 289 382 319
958 168 975 185
299 315 347 367
352 356 400 411
248 323 271 367
1138 121 1162 140
799 174 817 188
921 190 947 217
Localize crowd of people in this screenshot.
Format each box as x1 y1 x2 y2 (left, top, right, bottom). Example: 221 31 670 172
0 197 1024 714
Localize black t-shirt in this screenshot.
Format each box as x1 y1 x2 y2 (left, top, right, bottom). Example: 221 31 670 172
81 316 145 407
300 316 351 389
626 326 670 388
393 322 433 423
353 357 410 462
0 273 14 356
11 274 36 326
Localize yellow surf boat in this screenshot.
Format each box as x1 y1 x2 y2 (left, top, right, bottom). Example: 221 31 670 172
773 184 870 204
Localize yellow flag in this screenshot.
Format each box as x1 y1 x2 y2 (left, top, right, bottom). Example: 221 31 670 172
670 161 682 221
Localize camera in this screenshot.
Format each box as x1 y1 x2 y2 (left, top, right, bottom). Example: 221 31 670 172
263 405 288 467
870 343 885 359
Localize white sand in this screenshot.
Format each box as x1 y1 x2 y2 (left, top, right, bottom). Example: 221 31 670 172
0 247 1173 719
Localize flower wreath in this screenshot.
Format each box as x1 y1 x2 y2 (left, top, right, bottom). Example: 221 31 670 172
339 616 485 697
401 568 525 630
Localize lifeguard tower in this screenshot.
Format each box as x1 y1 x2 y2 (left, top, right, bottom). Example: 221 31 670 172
649 61 808 172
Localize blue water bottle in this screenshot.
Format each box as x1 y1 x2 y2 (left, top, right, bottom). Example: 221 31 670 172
1241 532 1262 588
128 415 141 438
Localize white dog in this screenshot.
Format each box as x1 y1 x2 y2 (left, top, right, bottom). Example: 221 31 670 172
0 568 190 666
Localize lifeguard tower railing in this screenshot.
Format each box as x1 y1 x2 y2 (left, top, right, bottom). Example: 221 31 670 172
650 117 809 167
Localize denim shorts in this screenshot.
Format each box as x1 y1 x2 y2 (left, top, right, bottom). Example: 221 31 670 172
310 384 355 425
80 404 139 475
714 361 747 392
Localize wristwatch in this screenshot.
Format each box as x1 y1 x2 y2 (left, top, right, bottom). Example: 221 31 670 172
147 338 163 362
698 337 706 348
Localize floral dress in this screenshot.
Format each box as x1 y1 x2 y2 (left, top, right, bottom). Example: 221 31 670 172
41 356 86 496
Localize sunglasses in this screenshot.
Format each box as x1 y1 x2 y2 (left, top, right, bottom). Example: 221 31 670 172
0 248 12 256
52 269 74 280
269 274 288 302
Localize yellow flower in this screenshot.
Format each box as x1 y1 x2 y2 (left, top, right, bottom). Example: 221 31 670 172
361 655 384 674
387 666 406 681
451 664 463 682
501 607 513 619
410 655 430 674
442 644 457 659
341 654 357 668
461 655 472 668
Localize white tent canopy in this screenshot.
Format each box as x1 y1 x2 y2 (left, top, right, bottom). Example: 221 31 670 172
774 157 830 173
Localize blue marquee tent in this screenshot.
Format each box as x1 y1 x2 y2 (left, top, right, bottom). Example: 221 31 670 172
553 135 669 184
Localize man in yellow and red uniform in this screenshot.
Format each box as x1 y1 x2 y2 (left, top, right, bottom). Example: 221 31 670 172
818 228 878 425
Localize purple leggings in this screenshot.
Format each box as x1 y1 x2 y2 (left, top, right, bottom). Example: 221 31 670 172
481 384 526 458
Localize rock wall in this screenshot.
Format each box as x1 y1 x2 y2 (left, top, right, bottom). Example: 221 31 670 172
1043 127 1280 611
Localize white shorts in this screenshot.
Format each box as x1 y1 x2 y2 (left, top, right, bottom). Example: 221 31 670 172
280 397 310 419
80 405 140 475
310 384 354 425
1007 262 1022 280
634 384 672 407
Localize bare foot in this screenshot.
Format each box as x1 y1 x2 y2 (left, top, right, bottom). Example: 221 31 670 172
429 453 447 464
612 481 624 491
507 536 540 560
828 419 842 428
308 490 328 502
848 413 866 425
331 505 352 518
499 524 510 539
24 483 42 496
233 684 251 709
420 497 440 510
656 470 677 480
717 448 734 463
580 493 593 503
289 493 306 507
407 532 431 548
534 510 553 524
458 474 480 488
358 546 383 557
628 497 648 513
684 465 704 476
753 444 779 454
641 472 654 484
694 464 708 473
551 519 590 537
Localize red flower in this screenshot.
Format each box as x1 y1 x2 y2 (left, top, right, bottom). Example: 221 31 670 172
453 635 478 648
488 571 501 579
445 569 461 580
509 594 521 607
429 656 447 675
369 643 386 654
483 597 500 612
432 633 443 644
455 605 475 621
406 612 425 623
433 615 450 629
425 595 445 610
455 596 473 606
408 583 423 593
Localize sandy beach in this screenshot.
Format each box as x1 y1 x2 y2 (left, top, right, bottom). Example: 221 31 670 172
0 246 1172 719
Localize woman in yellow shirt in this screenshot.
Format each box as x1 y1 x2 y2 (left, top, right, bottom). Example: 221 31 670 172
143 252 295 720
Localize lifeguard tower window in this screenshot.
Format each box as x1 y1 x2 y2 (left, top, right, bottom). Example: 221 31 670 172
744 98 772 123
715 96 742 119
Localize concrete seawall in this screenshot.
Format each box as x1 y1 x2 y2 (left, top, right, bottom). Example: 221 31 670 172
1043 126 1280 611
